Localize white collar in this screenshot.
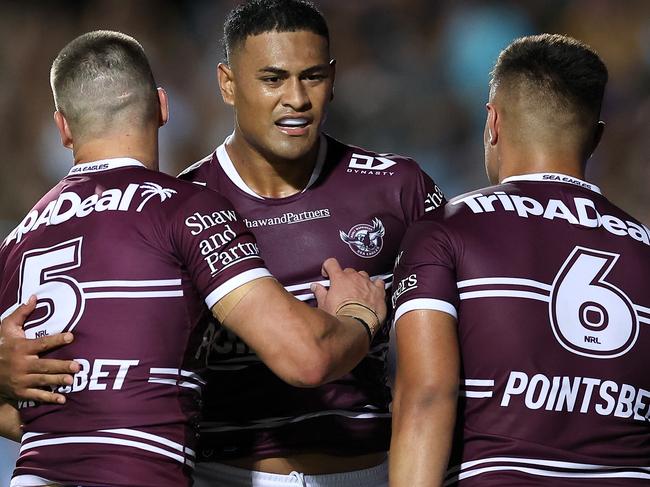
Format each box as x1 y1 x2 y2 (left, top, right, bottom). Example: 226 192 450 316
501 172 602 195
67 158 145 176
216 134 328 200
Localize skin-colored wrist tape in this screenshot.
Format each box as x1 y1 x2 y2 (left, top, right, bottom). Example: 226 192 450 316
335 301 381 339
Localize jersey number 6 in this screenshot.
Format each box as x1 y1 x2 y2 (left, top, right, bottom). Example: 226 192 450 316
550 246 638 359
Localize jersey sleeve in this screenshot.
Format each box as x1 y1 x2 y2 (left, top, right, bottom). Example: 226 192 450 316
391 218 459 324
170 189 271 309
401 165 446 225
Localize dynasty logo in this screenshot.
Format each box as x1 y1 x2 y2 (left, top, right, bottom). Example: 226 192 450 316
339 217 385 258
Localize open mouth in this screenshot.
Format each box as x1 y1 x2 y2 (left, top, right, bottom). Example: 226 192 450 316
275 117 312 135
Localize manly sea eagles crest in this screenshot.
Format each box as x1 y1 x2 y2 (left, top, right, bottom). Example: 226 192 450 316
339 217 385 258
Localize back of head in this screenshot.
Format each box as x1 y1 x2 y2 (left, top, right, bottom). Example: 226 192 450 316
490 33 608 158
223 0 329 62
50 30 158 141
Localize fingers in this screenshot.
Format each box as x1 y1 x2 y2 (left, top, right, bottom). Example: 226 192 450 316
310 283 328 307
27 358 79 375
1 296 37 339
321 258 342 279
16 295 37 318
28 333 75 356
19 388 67 405
358 270 370 279
25 372 74 388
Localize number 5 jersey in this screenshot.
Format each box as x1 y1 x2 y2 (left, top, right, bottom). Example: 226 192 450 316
0 158 270 487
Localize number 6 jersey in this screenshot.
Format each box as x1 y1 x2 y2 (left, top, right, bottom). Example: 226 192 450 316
392 173 650 486
0 158 270 487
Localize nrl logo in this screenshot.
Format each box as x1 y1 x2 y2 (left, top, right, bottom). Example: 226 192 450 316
339 217 385 258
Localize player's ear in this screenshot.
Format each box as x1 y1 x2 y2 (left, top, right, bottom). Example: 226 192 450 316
218 63 235 106
587 120 605 159
329 59 336 102
486 103 499 146
53 111 73 149
157 87 169 127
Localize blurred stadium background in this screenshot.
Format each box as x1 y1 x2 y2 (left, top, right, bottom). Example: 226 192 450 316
1 0 649 482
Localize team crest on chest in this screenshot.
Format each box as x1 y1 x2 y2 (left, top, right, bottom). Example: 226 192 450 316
339 217 385 258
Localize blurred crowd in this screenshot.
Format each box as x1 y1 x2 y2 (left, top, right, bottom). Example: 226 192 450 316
0 0 649 480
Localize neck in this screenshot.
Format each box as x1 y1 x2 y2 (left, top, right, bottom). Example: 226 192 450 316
225 131 320 198
498 144 586 183
72 129 159 171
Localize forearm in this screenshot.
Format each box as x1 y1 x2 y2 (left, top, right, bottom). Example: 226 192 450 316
390 387 457 486
219 278 371 387
0 401 22 442
249 302 370 387
308 313 370 383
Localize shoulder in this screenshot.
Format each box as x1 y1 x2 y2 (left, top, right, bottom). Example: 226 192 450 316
177 151 218 183
444 183 507 218
140 167 232 209
325 134 427 181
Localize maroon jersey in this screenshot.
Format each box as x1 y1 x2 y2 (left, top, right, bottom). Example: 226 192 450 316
393 173 650 486
0 158 270 487
179 134 444 460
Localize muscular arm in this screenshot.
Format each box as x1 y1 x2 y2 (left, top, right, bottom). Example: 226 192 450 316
390 310 459 487
215 259 386 387
0 401 22 442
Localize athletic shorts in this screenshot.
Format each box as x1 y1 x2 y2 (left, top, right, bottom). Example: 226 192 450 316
193 459 388 487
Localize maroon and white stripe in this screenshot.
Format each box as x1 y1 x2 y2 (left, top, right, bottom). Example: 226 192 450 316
285 273 393 302
459 378 495 399
148 368 206 393
457 277 551 303
81 278 183 299
19 428 196 468
444 456 650 485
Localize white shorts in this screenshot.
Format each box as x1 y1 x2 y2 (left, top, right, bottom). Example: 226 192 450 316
11 475 63 487
193 459 388 487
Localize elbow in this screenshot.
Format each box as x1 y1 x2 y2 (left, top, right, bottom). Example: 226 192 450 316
282 346 334 388
395 381 459 415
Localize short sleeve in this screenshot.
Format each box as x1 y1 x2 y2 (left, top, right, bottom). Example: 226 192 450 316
401 165 447 225
391 218 459 324
171 189 271 309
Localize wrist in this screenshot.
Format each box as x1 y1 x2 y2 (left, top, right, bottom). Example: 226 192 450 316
335 301 382 342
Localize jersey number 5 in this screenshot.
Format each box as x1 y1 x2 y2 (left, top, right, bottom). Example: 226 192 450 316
18 237 85 339
550 246 638 359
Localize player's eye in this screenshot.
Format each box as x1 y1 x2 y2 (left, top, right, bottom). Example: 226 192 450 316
304 73 327 82
260 76 281 84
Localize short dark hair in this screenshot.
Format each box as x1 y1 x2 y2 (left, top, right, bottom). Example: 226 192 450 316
490 33 608 121
223 0 329 62
50 30 158 138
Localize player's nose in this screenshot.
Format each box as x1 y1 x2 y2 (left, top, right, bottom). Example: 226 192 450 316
282 77 311 111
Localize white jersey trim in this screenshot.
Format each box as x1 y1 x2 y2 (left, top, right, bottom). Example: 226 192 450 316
204 268 272 309
67 157 145 176
457 277 551 291
148 368 206 392
286 273 393 302
216 135 327 199
459 290 550 302
19 429 195 468
501 172 602 194
460 378 495 400
444 456 650 485
394 298 458 323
